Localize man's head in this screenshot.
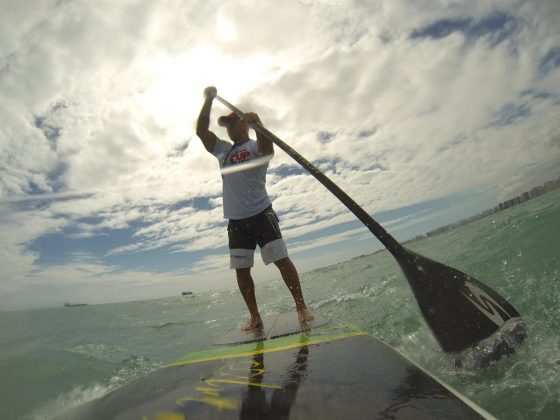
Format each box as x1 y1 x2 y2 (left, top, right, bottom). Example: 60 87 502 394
218 112 249 143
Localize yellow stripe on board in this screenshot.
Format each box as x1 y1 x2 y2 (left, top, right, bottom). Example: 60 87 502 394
164 331 368 368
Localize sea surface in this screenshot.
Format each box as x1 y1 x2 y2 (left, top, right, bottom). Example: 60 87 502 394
1 189 559 420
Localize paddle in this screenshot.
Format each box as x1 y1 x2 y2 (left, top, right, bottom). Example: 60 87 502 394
214 94 525 355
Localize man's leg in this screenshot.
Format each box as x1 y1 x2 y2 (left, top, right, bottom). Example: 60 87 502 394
236 268 263 331
274 257 314 323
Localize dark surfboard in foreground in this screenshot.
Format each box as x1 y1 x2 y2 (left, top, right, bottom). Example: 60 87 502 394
57 314 496 420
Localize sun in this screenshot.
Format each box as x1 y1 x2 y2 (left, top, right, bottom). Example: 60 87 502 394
216 15 236 41
136 44 275 139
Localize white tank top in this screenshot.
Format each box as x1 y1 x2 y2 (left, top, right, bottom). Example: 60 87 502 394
212 139 272 219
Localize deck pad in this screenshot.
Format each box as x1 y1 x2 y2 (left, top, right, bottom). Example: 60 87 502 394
213 312 329 345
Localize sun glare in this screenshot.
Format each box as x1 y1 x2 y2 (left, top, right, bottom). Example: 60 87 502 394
216 15 236 41
137 45 274 138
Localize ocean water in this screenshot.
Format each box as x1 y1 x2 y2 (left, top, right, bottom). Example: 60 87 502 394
1 188 559 420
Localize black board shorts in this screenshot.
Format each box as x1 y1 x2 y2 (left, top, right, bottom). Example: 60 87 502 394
227 206 288 269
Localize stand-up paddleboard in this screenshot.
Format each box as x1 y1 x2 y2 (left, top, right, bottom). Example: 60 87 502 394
57 314 496 420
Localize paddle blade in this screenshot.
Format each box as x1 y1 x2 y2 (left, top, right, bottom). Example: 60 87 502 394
397 249 525 353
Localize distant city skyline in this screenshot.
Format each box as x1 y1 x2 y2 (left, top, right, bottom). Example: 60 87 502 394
423 177 560 238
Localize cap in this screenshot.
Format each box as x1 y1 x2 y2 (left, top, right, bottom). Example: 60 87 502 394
217 112 241 127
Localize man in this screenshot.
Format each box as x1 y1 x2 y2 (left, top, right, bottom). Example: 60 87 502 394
196 86 314 331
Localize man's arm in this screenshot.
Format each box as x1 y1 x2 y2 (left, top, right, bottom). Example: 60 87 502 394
243 112 273 155
196 87 218 153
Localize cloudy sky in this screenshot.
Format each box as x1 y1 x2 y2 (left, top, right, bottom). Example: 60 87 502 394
1 0 559 310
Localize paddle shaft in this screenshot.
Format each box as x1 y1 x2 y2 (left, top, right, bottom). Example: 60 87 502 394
214 95 404 257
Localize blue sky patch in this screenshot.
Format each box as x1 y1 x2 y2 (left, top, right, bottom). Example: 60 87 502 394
539 46 560 77
168 196 217 212
410 13 515 46
269 164 307 178
489 103 531 127
29 224 137 267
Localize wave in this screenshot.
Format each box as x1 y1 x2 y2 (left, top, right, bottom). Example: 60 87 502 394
108 355 162 389
310 292 367 310
65 343 128 363
25 355 162 420
24 383 111 420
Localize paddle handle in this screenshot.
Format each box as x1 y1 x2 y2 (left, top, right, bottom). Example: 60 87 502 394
214 95 405 257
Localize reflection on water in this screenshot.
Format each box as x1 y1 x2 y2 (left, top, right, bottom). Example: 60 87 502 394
240 342 309 419
377 367 449 419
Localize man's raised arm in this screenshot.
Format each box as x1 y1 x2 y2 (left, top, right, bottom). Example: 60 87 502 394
196 86 218 153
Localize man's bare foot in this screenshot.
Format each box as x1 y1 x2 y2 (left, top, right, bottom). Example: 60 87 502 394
241 317 263 331
297 308 314 324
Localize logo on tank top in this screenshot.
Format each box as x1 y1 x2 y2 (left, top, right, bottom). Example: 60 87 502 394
229 150 251 164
